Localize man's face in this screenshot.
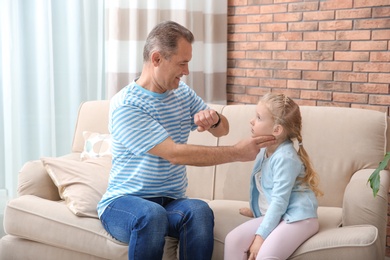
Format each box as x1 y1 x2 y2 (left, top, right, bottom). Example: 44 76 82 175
155 38 192 92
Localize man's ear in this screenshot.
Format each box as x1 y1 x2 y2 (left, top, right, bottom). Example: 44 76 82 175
151 52 162 67
273 124 283 137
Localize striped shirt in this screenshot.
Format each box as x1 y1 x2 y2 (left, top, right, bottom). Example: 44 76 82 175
97 80 208 217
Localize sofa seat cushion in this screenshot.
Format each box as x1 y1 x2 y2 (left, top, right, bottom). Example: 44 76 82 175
209 200 377 259
4 195 127 260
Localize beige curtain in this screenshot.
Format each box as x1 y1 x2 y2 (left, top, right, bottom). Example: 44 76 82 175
105 0 227 104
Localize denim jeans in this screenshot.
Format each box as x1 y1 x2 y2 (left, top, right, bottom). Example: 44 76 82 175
100 195 214 260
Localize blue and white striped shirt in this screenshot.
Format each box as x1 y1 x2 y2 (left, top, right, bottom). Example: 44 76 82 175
97 80 207 217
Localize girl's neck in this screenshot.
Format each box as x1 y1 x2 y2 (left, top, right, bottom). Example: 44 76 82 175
265 138 288 157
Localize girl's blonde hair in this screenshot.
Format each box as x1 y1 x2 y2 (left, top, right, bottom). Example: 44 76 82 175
260 93 323 197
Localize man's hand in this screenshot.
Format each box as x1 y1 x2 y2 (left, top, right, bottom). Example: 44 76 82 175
247 235 264 260
234 135 275 161
194 109 220 132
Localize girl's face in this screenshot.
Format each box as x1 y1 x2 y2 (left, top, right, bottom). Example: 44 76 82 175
250 102 276 137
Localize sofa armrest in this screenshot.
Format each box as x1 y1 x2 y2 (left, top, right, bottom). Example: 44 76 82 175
342 168 390 259
17 160 61 201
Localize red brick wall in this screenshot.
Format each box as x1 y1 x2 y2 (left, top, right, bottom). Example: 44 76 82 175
227 0 390 117
227 0 390 257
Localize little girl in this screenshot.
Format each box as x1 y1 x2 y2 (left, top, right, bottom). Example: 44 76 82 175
224 93 323 260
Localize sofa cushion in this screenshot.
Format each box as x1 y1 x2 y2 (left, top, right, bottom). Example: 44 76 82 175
41 157 111 218
80 131 112 160
3 195 127 259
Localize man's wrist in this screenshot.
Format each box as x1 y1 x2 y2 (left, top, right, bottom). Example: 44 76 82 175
210 111 221 128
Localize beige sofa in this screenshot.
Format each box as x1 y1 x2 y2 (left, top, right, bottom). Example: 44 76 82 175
1 100 390 260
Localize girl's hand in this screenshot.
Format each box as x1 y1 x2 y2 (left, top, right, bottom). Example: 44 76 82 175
247 235 264 260
239 207 254 218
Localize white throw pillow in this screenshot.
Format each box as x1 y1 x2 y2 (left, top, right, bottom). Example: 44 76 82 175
80 131 111 160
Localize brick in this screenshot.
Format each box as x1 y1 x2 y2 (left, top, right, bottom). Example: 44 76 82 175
249 0 273 4
336 30 371 40
246 69 273 78
227 68 246 77
259 79 287 88
236 60 259 68
319 20 353 31
318 42 350 51
296 99 317 106
235 6 260 15
246 51 272 60
351 41 388 51
261 23 288 32
369 73 390 83
303 31 335 41
228 0 248 6
334 72 368 82
352 83 389 94
226 84 245 94
301 90 332 100
317 101 349 107
258 60 287 69
287 80 317 89
355 19 390 30
303 11 335 21
288 61 318 70
303 71 333 81
319 61 352 71
274 12 302 22
273 51 301 60
234 24 260 33
370 52 390 62
334 52 369 61
274 0 302 3
318 81 351 92
271 88 301 99
333 92 368 103
228 51 246 59
287 42 317 51
228 33 247 42
354 0 390 8
230 76 259 86
246 87 272 96
247 33 273 42
336 8 371 19
369 95 390 105
274 70 302 79
351 104 388 114
288 2 319 12
274 32 303 41
373 7 390 17
288 22 318 31
319 0 353 10
234 42 259 51
247 14 273 23
303 51 333 61
259 41 287 50
260 4 288 14
228 94 259 104
228 16 247 24
372 30 390 40
354 62 390 73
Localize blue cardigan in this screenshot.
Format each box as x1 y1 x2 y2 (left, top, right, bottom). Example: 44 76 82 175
249 140 318 239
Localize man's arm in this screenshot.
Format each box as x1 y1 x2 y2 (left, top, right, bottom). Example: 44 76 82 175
148 135 275 166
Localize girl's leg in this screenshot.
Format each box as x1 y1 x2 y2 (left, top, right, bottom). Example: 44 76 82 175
257 218 319 260
224 217 265 260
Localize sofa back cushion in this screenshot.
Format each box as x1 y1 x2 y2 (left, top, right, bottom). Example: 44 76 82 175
72 100 110 153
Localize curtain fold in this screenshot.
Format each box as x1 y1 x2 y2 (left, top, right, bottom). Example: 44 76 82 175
0 0 105 198
105 0 227 104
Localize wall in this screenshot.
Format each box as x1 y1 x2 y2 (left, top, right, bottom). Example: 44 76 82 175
227 0 390 116
227 0 390 257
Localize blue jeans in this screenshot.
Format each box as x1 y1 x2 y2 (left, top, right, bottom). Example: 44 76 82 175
100 195 214 260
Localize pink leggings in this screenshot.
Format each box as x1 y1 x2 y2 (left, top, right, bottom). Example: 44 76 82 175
224 217 319 260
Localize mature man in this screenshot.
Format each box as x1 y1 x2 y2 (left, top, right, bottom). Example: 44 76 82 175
97 20 275 260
